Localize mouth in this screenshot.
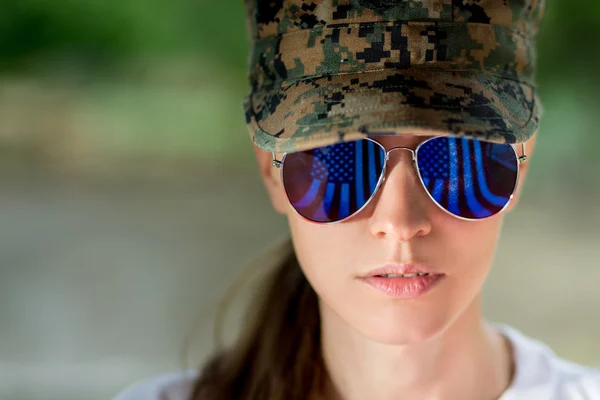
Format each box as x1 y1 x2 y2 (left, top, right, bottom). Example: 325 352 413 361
361 263 444 278
374 272 434 278
358 264 445 298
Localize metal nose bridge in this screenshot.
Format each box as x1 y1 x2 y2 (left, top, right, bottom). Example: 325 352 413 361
385 146 416 161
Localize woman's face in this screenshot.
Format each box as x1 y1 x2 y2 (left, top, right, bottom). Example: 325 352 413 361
256 134 535 345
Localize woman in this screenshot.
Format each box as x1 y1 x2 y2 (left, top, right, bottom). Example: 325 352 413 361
114 0 600 399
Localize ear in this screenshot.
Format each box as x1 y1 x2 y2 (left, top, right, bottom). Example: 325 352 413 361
505 133 537 212
254 145 289 215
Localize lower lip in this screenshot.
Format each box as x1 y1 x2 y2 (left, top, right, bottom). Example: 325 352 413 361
358 274 445 298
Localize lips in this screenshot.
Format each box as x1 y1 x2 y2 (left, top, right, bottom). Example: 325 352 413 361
358 264 445 298
362 263 444 278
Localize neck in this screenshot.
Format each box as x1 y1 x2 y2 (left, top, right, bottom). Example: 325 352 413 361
319 295 515 400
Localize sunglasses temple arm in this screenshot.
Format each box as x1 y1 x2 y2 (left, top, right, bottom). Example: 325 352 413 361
518 142 528 164
272 152 283 168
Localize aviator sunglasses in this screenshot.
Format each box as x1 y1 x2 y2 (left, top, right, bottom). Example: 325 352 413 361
272 136 528 223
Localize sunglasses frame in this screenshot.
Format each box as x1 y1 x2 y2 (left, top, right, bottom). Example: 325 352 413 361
272 136 528 224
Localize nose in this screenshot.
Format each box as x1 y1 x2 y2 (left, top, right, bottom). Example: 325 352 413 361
368 148 432 242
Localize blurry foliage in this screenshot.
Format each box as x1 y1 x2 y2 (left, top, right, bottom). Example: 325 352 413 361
536 0 600 86
0 0 136 72
0 0 248 74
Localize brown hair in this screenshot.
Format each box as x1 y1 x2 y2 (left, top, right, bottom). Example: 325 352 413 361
188 237 326 400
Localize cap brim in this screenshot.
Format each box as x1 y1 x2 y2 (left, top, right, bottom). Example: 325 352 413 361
244 69 540 153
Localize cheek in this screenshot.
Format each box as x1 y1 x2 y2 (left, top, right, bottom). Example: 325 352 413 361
432 216 504 315
287 215 350 275
441 216 503 273
286 214 357 302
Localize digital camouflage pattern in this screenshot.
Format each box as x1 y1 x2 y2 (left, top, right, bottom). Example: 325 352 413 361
243 0 546 153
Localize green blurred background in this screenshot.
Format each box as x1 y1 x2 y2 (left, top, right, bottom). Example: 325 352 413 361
0 1 599 399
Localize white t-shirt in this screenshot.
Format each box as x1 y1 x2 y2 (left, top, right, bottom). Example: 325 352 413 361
113 324 600 400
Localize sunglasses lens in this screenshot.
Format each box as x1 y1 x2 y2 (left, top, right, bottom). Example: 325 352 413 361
281 139 386 223
416 137 518 219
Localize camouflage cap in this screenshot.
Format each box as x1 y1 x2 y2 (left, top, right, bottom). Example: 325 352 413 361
243 0 546 153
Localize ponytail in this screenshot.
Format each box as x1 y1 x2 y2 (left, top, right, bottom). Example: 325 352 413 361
189 237 325 399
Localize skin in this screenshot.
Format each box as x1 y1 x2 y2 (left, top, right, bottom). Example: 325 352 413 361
255 133 537 400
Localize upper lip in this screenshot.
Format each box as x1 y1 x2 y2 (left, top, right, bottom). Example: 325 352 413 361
361 263 444 277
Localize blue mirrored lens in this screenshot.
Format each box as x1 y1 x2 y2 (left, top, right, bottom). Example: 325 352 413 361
282 139 385 223
416 137 518 219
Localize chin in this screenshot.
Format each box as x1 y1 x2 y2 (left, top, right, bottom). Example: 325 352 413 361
357 310 452 345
